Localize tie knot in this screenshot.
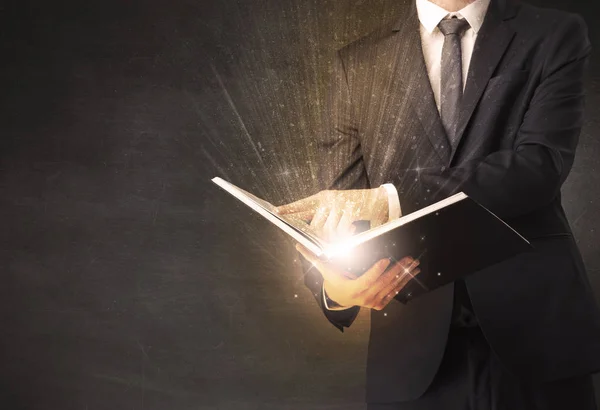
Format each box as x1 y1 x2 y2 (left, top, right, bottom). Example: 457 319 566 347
438 17 470 36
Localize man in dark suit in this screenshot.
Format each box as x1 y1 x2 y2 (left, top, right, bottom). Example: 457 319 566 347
276 0 600 408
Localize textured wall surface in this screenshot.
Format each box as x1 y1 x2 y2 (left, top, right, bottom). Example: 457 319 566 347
0 0 598 408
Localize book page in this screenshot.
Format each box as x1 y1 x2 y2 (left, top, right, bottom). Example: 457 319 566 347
211 177 326 254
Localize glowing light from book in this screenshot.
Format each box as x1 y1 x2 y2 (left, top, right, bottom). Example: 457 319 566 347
324 242 355 259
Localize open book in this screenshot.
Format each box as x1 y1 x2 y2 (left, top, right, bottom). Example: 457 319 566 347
212 177 531 301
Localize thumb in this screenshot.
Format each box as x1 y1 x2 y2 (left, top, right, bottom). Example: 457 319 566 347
296 244 347 287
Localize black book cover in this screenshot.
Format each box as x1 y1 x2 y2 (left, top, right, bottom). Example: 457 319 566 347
325 197 532 302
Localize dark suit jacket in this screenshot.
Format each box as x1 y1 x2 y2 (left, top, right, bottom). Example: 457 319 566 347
302 0 600 404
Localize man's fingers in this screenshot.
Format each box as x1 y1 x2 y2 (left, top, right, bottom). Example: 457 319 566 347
280 211 314 223
336 205 356 239
385 257 420 290
275 194 320 215
323 206 344 241
310 206 329 234
366 257 414 289
374 267 421 310
360 261 403 304
277 188 388 231
358 257 418 308
357 258 393 289
371 258 421 310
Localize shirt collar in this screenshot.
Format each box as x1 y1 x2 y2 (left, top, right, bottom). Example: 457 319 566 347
415 0 491 34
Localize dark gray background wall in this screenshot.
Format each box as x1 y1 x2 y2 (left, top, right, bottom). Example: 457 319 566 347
0 0 598 409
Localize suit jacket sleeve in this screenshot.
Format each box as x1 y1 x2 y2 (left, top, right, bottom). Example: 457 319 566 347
299 49 370 332
301 253 361 332
397 15 590 220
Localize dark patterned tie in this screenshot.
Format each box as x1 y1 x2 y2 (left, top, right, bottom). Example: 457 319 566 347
438 17 471 147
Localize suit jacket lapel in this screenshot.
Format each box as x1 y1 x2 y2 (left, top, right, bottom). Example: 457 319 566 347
451 0 518 162
393 9 451 164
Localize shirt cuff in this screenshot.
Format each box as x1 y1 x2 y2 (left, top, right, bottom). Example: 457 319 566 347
381 183 402 220
322 284 353 311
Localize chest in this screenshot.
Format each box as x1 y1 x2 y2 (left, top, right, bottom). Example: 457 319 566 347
347 33 539 187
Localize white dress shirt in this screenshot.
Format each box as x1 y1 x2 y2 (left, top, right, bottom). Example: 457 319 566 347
323 0 491 310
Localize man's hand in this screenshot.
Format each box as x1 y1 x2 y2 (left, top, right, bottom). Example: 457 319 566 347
296 244 420 310
275 188 389 242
